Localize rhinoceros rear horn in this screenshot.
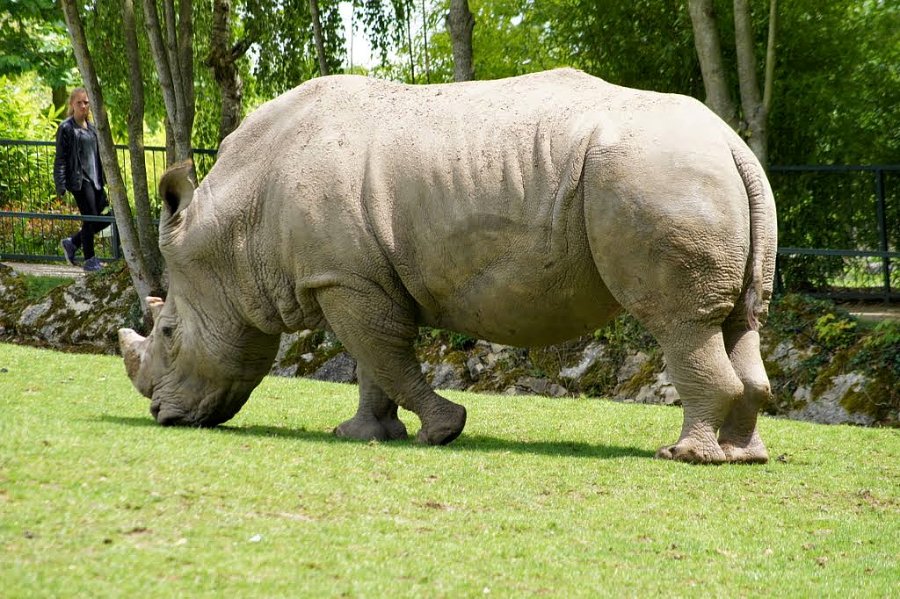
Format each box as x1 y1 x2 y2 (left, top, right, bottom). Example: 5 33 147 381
159 160 195 217
146 296 164 323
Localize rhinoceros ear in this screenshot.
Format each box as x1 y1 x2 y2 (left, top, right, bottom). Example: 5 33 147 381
159 160 195 218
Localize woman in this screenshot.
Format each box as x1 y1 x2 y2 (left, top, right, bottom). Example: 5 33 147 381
54 87 110 272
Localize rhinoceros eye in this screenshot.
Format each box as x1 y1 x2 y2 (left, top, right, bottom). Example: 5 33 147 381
161 325 174 338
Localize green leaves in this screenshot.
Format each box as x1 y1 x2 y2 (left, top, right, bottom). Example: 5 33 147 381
813 313 858 351
243 0 346 98
0 0 74 88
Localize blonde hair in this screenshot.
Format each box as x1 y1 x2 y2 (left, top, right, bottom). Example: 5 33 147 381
66 87 90 120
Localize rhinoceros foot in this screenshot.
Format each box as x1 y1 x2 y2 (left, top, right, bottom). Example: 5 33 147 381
416 403 467 446
333 413 408 442
718 432 769 464
655 434 727 464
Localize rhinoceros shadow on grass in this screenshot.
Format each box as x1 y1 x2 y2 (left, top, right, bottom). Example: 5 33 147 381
97 416 656 460
118 69 777 465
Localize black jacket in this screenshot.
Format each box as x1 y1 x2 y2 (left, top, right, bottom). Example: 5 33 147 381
53 117 106 196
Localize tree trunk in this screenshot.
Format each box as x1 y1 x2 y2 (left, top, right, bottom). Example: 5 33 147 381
142 0 194 166
688 0 737 128
206 0 247 143
59 0 155 305
421 0 430 83
734 0 771 165
406 7 416 83
122 0 165 292
308 0 329 76
446 0 474 82
177 0 194 133
164 118 176 166
762 0 777 159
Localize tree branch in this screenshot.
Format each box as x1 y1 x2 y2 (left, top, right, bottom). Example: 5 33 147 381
178 0 194 130
206 0 244 142
734 0 762 118
162 0 185 123
230 36 252 63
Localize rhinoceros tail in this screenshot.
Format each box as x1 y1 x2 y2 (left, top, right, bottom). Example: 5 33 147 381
730 141 778 331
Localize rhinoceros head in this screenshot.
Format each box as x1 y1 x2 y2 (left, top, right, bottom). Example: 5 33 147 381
118 161 278 427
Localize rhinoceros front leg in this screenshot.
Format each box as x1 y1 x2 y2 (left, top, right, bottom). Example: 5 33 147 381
316 284 467 445
334 364 408 441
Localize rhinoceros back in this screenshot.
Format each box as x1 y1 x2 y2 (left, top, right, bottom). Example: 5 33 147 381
203 70 744 346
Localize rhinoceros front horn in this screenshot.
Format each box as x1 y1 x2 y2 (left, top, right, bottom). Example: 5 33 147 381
118 328 147 384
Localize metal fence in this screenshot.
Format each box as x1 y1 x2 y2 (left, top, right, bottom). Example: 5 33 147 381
0 139 216 261
768 165 898 302
1 138 897 301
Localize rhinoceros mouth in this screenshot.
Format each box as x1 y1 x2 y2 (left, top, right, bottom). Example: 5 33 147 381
150 398 193 426
150 387 249 428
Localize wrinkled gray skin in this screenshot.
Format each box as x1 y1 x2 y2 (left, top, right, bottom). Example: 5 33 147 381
119 69 777 463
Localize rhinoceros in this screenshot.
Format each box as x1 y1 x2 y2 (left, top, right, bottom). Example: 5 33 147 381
119 68 777 464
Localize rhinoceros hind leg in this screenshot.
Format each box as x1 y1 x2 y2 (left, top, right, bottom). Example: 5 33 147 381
334 364 408 441
653 326 744 464
718 328 770 464
316 285 467 446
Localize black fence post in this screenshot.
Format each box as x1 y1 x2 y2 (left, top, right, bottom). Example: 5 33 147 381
773 255 784 296
873 168 891 303
112 219 121 261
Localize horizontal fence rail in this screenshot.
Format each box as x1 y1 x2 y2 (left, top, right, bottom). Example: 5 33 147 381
768 164 898 302
1 139 897 301
0 212 119 262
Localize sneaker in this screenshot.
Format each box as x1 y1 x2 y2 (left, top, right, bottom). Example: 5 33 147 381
83 257 102 272
61 237 79 266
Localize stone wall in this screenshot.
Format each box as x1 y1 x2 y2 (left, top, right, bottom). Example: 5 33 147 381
2 263 896 426
1 263 140 353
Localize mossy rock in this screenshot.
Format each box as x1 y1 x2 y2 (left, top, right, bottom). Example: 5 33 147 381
8 262 138 354
0 264 30 333
279 331 347 377
616 351 664 398
530 339 590 385
3 263 896 426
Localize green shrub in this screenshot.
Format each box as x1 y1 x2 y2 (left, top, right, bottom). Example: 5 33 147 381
764 294 899 424
419 328 476 351
813 313 858 350
593 312 657 361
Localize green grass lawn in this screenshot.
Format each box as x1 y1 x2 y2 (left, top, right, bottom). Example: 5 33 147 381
1 343 897 597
